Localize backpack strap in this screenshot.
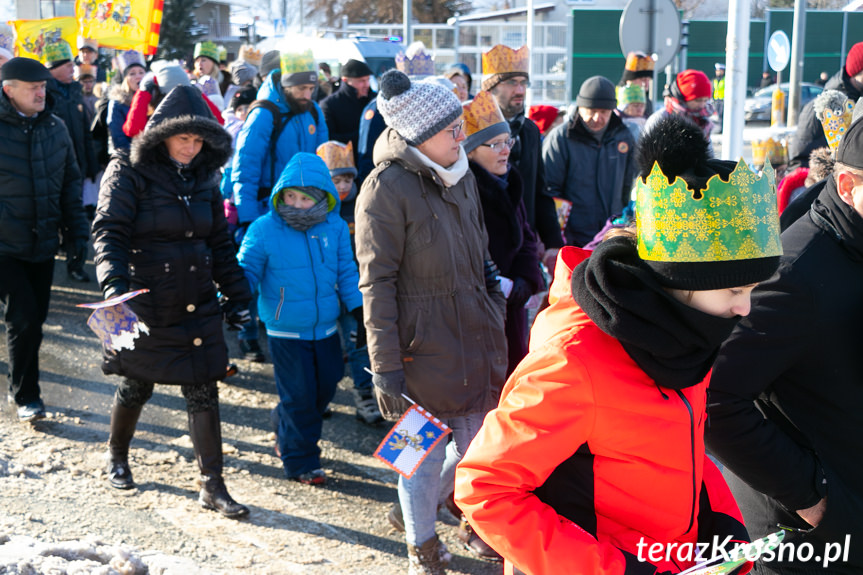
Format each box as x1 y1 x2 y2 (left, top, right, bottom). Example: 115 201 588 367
247 99 289 200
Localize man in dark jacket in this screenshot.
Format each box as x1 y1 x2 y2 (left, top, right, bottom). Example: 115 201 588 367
0 58 89 422
706 110 863 574
788 42 863 169
47 40 98 282
542 76 636 248
320 59 375 166
483 44 564 269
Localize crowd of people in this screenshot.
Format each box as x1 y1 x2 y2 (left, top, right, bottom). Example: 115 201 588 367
0 32 862 575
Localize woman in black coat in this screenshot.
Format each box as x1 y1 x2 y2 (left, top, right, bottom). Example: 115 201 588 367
463 92 543 376
92 86 252 518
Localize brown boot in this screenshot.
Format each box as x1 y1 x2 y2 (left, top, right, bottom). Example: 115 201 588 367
458 518 502 562
407 534 447 575
106 401 143 490
188 407 249 519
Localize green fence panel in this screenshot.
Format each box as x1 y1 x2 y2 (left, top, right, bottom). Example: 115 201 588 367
570 9 625 99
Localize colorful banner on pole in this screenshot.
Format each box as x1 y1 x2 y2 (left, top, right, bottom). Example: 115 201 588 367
76 0 163 56
10 17 77 63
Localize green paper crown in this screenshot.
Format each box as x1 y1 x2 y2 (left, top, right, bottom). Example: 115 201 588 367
44 40 73 65
194 41 220 63
636 160 782 263
281 50 315 75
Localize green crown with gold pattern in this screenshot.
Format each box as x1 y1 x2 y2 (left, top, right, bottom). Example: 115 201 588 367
636 160 782 263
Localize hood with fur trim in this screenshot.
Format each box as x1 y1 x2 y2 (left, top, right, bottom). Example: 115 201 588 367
130 85 232 172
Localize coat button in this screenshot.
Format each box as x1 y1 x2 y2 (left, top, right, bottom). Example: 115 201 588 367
189 265 197 272
186 304 196 312
193 337 203 346
185 231 193 237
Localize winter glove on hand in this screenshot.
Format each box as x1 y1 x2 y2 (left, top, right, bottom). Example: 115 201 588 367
483 259 501 292
371 369 406 398
351 306 366 349
222 302 251 331
140 72 158 94
102 277 129 300
508 277 533 309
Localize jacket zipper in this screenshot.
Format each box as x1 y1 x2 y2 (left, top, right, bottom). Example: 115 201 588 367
275 286 285 320
304 232 319 333
675 389 697 534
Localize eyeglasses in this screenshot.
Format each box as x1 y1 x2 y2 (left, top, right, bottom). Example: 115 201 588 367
503 78 531 89
480 138 516 152
450 120 465 140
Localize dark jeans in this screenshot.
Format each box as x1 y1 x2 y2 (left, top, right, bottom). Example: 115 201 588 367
0 257 55 405
269 334 343 477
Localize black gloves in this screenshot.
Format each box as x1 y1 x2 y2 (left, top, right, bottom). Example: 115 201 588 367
372 369 406 398
221 299 251 330
140 72 159 97
509 277 533 309
102 277 129 300
483 259 501 292
351 306 366 349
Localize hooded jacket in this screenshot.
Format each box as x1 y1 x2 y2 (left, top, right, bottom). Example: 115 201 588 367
355 127 508 418
106 82 135 154
92 86 251 386
542 112 636 247
231 70 329 224
237 152 362 341
0 89 88 261
455 245 751 575
707 180 863 574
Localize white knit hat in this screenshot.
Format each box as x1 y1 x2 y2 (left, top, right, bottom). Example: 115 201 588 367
376 70 462 146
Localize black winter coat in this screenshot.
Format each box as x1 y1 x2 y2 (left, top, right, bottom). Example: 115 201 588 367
509 113 563 249
320 82 375 165
92 86 251 386
48 78 98 180
0 91 88 262
788 69 862 169
707 181 863 574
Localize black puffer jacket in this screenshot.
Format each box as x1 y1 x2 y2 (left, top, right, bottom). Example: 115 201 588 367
320 81 375 164
48 78 98 180
92 86 251 386
0 90 88 261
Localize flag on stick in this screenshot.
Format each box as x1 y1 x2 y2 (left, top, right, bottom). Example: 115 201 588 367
77 289 150 353
374 403 451 479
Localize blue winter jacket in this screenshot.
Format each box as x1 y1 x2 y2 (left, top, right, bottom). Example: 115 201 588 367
238 152 362 341
231 71 329 224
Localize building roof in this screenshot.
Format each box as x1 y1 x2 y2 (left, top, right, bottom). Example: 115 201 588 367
447 3 556 24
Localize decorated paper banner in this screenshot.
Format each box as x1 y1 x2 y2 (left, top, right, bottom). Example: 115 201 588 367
374 403 451 479
76 0 163 56
78 289 150 352
10 17 77 63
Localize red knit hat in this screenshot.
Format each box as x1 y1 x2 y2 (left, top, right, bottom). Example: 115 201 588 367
845 42 863 78
675 69 712 101
528 104 562 135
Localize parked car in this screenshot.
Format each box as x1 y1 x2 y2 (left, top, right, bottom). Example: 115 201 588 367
744 82 823 123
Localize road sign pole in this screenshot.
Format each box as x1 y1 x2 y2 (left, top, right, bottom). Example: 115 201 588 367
787 0 806 127
721 0 750 161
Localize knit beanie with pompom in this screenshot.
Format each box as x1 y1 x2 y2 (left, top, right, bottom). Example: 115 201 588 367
376 69 463 146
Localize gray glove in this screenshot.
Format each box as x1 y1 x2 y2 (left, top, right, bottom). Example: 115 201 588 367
371 369 406 398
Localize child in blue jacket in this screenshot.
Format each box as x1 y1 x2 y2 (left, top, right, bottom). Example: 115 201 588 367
238 152 364 485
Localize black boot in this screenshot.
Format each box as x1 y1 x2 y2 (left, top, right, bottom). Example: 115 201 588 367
188 407 249 519
107 401 143 490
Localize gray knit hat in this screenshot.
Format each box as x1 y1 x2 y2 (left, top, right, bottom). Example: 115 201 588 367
377 70 463 146
152 61 190 94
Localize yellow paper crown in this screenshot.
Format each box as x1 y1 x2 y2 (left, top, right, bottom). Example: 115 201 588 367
194 41 220 63
821 100 854 151
239 45 262 66
751 137 787 167
463 91 506 137
625 51 655 72
636 160 782 263
281 50 315 75
482 45 528 77
75 64 97 80
317 141 355 171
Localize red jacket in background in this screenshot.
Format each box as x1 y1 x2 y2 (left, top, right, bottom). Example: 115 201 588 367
123 89 224 139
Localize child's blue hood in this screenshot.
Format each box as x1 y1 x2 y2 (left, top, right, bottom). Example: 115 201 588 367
271 152 339 213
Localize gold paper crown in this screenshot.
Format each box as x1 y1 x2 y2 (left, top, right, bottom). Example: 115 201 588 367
482 45 528 77
75 64 97 80
44 40 73 65
194 41 220 63
317 141 355 171
751 137 788 167
239 45 262 67
821 99 854 151
625 51 655 72
463 91 506 137
636 161 782 263
396 42 435 77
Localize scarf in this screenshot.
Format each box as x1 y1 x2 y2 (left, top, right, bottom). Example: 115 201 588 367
276 199 329 231
408 145 469 188
471 161 522 249
664 96 715 140
571 236 740 390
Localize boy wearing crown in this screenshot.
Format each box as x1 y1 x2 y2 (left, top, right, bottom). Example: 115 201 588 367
455 114 782 574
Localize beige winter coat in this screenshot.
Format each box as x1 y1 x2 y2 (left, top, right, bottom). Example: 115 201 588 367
355 127 508 419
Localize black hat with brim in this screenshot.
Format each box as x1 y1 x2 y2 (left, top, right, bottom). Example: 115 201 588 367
2 57 53 82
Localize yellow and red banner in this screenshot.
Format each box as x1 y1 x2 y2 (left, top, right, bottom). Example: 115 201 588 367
76 0 163 56
10 17 77 63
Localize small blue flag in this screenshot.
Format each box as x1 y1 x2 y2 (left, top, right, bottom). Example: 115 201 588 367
374 403 451 479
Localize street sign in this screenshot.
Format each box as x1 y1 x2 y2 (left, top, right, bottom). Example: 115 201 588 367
619 0 682 70
767 31 790 73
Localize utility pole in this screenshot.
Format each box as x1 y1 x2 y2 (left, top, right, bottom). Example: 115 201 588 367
403 0 412 45
526 0 535 110
787 0 806 127
721 0 750 161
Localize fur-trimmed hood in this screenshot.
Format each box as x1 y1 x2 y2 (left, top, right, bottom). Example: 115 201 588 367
108 82 136 106
130 85 232 171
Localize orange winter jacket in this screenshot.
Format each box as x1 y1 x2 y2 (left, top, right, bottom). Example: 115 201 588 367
455 246 750 575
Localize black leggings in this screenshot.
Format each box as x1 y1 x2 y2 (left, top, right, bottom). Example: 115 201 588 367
115 378 219 414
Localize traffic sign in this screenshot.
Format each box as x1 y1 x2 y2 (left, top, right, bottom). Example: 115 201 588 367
619 0 682 70
767 31 790 73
